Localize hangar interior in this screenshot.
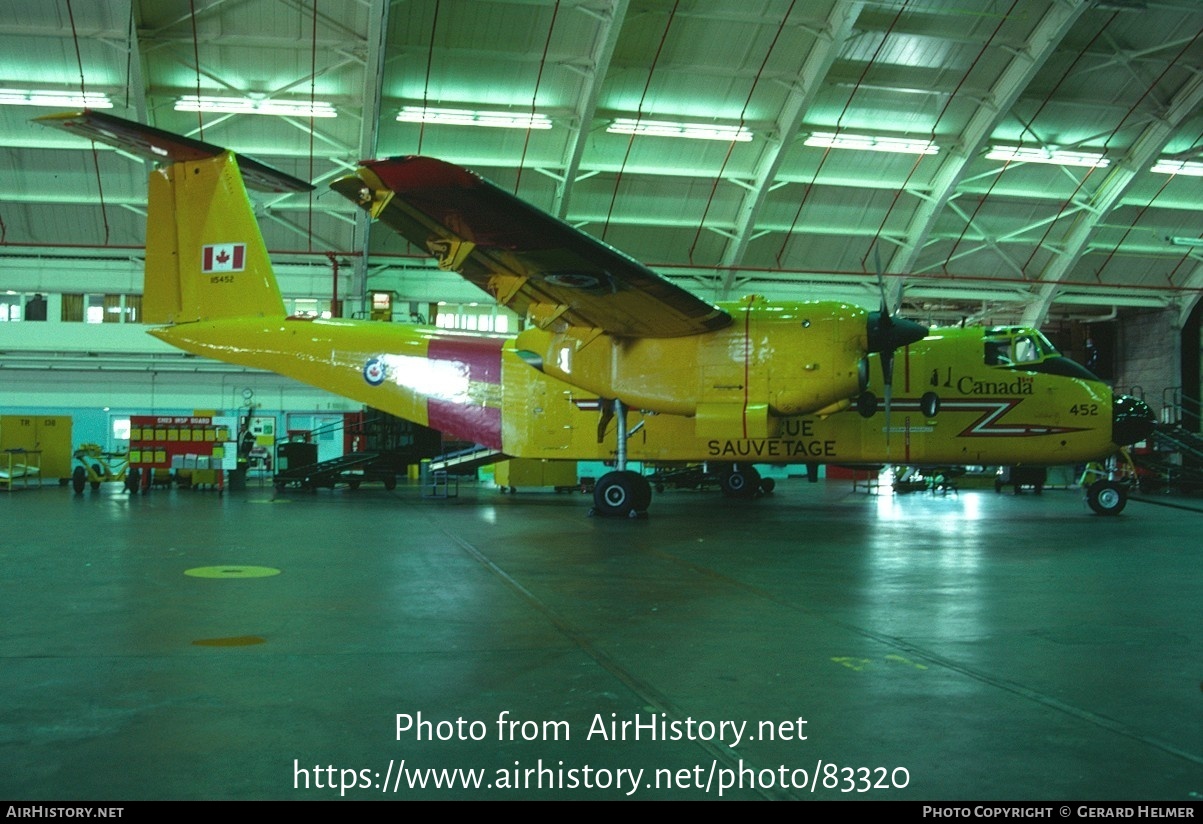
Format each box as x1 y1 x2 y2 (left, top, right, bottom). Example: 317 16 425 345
1 0 1201 801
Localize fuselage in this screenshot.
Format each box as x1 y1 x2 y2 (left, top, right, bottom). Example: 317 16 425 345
152 315 1148 467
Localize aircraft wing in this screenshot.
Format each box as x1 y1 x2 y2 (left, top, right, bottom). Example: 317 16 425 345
331 157 731 338
35 110 314 194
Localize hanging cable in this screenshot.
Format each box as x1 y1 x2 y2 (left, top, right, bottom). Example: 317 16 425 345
308 0 319 252
1019 23 1202 277
1102 130 1203 286
188 0 204 138
867 0 1020 275
66 0 110 246
418 0 442 156
514 0 561 196
775 0 910 267
944 12 1116 275
602 0 680 242
687 1 796 266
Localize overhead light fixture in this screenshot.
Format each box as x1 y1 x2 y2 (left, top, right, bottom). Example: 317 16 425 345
1168 236 1203 248
607 117 752 142
174 95 337 118
986 145 1109 168
805 131 938 155
1150 159 1203 177
398 106 551 130
0 88 112 108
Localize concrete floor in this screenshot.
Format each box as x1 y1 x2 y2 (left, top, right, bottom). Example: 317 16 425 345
1 476 1200 801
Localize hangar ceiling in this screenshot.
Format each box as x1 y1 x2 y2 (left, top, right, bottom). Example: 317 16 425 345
1 0 1202 326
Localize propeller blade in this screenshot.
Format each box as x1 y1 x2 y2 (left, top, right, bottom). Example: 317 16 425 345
882 349 893 450
867 245 924 456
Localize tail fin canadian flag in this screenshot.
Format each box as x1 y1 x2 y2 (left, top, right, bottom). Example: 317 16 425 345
202 243 247 274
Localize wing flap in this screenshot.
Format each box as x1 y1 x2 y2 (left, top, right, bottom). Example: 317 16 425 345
331 157 730 338
35 110 314 194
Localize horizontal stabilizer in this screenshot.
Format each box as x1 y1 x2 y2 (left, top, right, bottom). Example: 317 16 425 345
35 110 313 194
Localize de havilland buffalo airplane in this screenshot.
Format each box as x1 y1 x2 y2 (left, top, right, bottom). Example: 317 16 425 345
38 111 1155 516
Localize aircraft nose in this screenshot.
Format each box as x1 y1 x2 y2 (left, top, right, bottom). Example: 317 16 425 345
1112 394 1155 446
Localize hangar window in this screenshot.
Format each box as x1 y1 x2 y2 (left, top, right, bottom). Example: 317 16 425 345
434 303 512 333
288 298 334 319
61 293 84 322
59 293 142 323
0 297 20 321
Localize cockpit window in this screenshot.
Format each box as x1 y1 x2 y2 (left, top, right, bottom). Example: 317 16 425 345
984 329 1058 367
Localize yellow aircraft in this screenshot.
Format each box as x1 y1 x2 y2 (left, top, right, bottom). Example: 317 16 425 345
37 111 1154 516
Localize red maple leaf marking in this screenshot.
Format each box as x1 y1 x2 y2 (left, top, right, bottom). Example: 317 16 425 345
216 249 230 264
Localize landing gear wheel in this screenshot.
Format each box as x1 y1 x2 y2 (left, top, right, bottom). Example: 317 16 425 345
592 470 652 517
72 466 86 494
720 465 760 499
759 476 776 495
1087 480 1127 515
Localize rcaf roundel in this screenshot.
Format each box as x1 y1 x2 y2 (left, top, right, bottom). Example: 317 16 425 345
202 243 246 273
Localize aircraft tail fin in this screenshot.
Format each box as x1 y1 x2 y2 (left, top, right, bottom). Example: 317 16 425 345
35 111 313 324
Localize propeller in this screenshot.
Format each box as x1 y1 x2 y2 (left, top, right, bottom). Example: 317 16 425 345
865 248 928 449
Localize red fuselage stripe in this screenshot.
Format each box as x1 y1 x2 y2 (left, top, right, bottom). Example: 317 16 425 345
426 335 504 384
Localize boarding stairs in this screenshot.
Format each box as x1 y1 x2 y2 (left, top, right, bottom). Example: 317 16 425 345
1130 387 1203 492
426 444 507 474
273 451 384 490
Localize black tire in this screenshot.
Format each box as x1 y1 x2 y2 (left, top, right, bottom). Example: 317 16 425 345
720 465 761 499
593 470 651 517
383 475 396 491
348 480 361 490
759 476 776 495
124 467 141 493
1087 480 1127 515
72 466 86 494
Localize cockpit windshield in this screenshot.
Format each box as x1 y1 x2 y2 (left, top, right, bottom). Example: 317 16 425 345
984 327 1059 367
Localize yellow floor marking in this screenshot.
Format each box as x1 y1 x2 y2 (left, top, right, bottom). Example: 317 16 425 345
885 654 929 670
184 566 281 578
831 657 871 672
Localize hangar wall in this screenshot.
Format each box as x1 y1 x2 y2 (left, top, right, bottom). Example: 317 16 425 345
1116 308 1182 418
0 368 356 450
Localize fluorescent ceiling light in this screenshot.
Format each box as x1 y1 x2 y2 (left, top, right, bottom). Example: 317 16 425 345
805 131 938 155
1150 159 1203 177
175 95 337 118
398 106 551 130
1168 236 1203 248
607 117 752 142
0 88 112 108
986 145 1109 168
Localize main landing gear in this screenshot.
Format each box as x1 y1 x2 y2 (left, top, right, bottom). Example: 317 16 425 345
591 398 651 519
717 464 775 498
